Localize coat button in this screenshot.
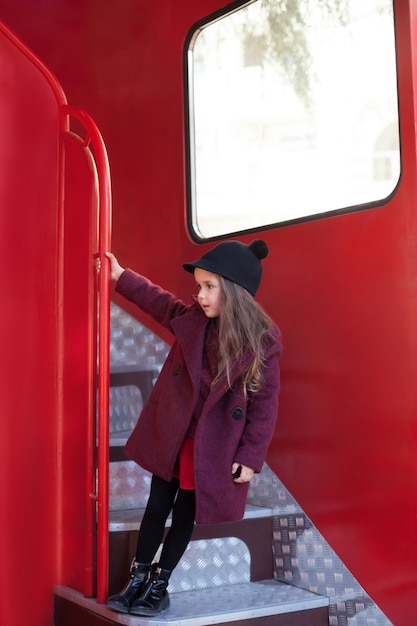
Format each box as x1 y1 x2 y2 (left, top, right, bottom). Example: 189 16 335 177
173 364 181 376
231 407 243 420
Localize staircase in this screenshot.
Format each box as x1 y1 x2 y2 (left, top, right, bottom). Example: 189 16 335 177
51 307 325 624
53 305 392 625
54 454 329 625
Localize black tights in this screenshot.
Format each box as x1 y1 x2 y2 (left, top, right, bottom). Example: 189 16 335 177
135 474 196 572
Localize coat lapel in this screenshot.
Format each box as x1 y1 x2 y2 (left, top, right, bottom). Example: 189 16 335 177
171 306 208 397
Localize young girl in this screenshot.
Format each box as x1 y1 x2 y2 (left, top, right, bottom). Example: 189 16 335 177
105 239 282 617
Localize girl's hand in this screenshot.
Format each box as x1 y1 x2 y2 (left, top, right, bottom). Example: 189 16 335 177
96 252 125 281
105 252 125 281
232 463 254 483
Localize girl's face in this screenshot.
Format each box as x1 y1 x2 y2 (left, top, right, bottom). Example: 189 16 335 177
194 268 222 318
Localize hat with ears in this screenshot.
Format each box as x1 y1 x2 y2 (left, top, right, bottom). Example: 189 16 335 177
183 239 269 296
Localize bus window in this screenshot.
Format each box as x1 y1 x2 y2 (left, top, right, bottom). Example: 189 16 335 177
186 0 399 239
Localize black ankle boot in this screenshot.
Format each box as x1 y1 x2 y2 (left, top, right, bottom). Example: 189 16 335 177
107 560 151 614
130 563 171 616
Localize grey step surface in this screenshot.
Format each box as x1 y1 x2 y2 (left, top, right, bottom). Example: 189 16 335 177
109 504 273 532
55 580 329 625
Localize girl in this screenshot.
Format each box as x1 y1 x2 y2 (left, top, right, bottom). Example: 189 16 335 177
105 239 282 617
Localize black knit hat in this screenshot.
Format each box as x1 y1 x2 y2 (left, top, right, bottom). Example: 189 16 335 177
183 239 269 296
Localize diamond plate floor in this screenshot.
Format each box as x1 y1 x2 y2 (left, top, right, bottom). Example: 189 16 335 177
56 580 328 626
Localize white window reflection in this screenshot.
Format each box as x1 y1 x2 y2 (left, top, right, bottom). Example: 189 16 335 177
186 0 399 239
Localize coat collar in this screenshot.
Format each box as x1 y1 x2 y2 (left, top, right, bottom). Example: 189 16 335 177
171 304 256 408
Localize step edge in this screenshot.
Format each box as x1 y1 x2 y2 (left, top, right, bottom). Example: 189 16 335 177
109 504 273 532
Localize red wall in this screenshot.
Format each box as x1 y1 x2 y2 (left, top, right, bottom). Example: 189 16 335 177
1 1 417 624
0 22 66 626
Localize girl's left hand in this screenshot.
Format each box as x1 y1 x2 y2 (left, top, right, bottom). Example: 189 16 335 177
232 463 254 483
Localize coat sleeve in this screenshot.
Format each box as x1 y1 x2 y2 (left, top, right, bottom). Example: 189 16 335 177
115 268 191 332
233 334 282 473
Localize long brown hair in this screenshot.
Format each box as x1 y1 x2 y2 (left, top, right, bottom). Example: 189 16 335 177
216 275 275 396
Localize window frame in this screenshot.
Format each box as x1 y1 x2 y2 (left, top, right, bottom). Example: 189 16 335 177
183 0 401 243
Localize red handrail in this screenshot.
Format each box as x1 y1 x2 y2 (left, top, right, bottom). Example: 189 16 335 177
62 105 112 603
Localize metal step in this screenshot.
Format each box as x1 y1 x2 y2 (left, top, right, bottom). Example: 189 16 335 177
108 506 275 594
109 504 273 532
55 580 329 625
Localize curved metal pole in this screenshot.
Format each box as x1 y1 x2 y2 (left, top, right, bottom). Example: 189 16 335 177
62 105 112 603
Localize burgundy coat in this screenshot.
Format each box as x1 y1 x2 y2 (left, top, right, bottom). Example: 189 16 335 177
117 269 282 524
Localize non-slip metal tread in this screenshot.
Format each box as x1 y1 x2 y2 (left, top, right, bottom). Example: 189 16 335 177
55 580 329 626
109 504 273 532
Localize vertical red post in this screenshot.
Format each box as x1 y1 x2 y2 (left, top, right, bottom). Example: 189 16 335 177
63 105 112 603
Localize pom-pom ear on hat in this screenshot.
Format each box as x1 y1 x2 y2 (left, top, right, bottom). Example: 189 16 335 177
183 239 269 296
249 239 269 261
